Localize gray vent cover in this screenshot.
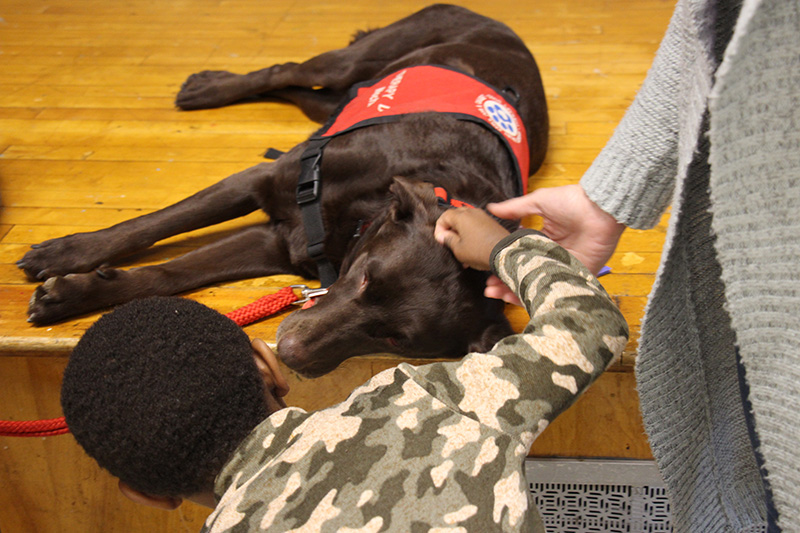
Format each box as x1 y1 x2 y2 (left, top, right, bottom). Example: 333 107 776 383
526 458 672 532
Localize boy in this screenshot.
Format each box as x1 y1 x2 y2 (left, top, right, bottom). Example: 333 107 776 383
62 208 628 531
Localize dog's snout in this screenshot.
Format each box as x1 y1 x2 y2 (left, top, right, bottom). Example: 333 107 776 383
276 332 310 372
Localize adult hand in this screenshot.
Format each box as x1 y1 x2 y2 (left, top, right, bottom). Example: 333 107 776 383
488 184 625 275
434 208 510 271
485 274 523 306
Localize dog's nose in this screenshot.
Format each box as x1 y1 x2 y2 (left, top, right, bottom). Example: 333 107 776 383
276 332 310 373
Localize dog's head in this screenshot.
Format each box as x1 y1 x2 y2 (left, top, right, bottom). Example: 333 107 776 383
276 177 513 377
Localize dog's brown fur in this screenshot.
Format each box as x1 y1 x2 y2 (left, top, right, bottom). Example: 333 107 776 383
18 4 548 376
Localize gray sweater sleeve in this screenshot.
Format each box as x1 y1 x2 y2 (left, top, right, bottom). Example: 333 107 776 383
580 2 692 229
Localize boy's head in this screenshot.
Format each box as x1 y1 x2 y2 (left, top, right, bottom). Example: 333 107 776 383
61 296 287 503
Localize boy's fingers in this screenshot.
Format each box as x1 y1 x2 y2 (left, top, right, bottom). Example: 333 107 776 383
434 210 465 248
433 224 450 245
484 279 522 306
251 338 290 396
434 226 459 248
434 211 455 243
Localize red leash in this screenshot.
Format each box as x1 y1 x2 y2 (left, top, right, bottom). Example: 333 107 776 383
225 285 299 326
0 417 71 438
0 285 319 437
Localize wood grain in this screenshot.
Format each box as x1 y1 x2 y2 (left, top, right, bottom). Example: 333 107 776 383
0 0 672 530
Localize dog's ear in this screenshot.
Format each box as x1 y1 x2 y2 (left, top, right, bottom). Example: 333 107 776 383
388 177 437 223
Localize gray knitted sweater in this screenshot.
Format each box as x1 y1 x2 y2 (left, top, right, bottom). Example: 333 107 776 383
580 0 799 531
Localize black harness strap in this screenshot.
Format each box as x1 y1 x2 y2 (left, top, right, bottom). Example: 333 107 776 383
263 147 285 160
296 138 338 287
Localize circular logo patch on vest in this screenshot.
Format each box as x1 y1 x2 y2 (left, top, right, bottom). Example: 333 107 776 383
476 94 522 144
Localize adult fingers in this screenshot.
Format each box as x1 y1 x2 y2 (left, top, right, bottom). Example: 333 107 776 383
487 192 543 220
485 275 522 306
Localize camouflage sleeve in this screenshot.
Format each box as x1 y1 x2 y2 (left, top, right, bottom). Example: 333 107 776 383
406 229 628 449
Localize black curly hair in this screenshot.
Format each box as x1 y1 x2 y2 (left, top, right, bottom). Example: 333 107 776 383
61 296 269 497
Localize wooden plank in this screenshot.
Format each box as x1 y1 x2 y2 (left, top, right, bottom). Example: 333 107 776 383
0 145 280 162
1 188 178 209
0 118 318 145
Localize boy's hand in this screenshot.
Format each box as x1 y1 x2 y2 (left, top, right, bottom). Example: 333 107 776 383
434 208 510 271
251 338 290 411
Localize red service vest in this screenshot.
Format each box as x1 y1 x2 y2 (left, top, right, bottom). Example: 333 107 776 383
318 65 530 195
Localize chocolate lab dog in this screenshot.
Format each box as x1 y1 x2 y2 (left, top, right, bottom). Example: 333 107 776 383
18 4 548 376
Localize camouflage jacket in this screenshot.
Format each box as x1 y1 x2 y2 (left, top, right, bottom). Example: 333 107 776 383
202 230 629 532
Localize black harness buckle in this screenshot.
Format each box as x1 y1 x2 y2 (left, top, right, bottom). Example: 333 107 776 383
296 173 320 204
296 152 322 205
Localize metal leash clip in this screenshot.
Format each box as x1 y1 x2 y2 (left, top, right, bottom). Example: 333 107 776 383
291 284 329 305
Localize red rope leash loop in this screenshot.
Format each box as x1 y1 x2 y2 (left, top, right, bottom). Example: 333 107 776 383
1 286 307 437
0 417 70 437
224 286 299 327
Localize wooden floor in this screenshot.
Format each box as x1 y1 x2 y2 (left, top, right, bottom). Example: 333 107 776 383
0 0 674 531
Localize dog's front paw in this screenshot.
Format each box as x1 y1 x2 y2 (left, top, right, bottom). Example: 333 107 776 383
28 270 122 325
18 233 107 281
175 70 244 110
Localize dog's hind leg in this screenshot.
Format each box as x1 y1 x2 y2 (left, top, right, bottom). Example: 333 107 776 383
26 223 294 325
175 5 490 114
18 162 274 281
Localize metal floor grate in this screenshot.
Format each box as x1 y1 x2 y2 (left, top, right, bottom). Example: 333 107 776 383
526 458 672 532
